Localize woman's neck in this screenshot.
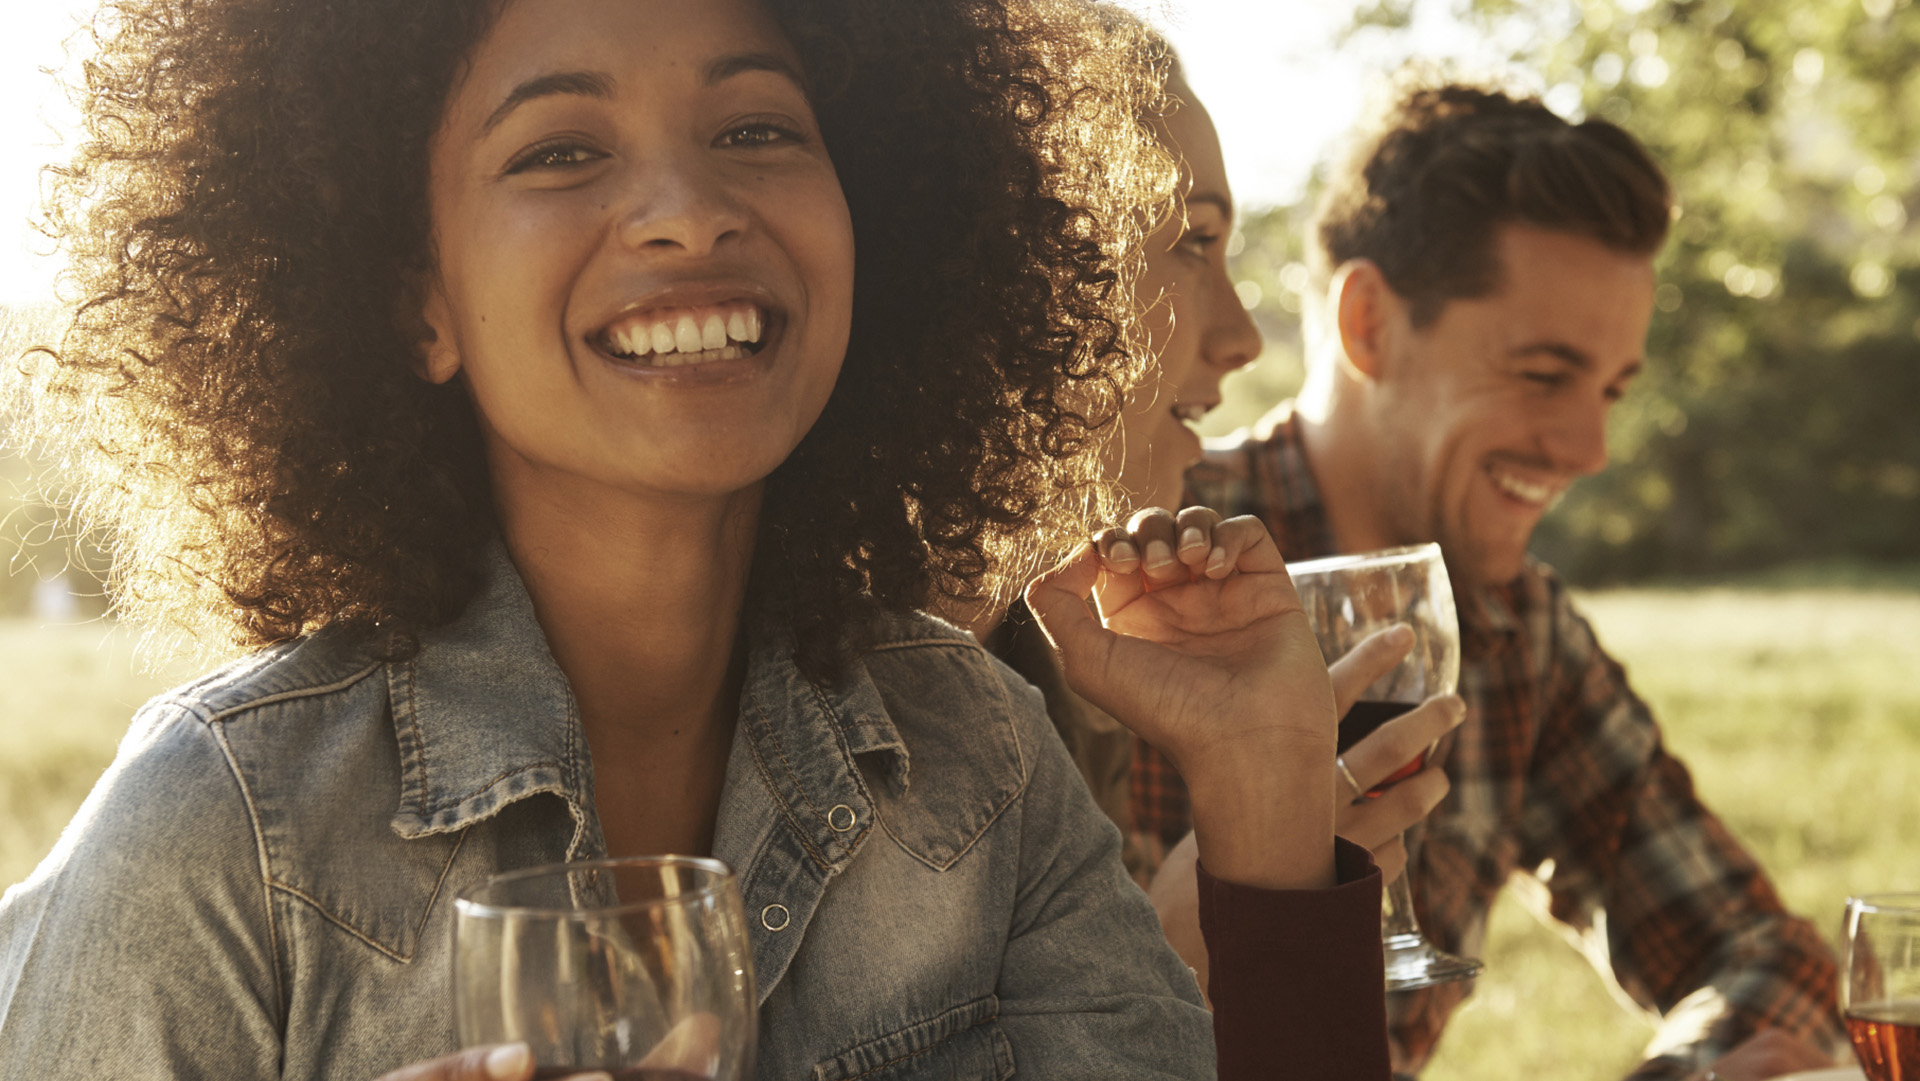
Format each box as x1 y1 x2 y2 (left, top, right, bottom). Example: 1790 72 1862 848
495 470 760 739
485 453 759 852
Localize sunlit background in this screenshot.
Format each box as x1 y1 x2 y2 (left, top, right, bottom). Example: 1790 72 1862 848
1 3 1916 1080
0 0 1493 307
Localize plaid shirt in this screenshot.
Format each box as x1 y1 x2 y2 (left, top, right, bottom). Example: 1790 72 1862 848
1133 404 1842 1080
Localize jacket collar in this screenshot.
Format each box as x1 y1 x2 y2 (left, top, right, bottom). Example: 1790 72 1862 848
381 541 913 861
385 541 599 854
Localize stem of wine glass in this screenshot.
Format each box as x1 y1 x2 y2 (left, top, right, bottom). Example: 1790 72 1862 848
1382 845 1425 939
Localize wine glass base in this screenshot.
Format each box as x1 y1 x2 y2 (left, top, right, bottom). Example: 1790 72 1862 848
1383 933 1483 992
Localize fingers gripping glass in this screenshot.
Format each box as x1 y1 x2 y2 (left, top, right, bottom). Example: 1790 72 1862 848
1289 543 1484 992
1844 894 1920 1080
454 857 757 1080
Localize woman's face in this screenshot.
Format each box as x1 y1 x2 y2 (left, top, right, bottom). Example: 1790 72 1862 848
420 0 854 505
1115 83 1262 509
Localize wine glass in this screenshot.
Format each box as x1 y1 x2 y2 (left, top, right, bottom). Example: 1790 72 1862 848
454 856 756 1081
1288 542 1484 992
1843 893 1920 1080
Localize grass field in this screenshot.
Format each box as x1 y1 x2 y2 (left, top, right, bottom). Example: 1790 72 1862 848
2 579 1917 1077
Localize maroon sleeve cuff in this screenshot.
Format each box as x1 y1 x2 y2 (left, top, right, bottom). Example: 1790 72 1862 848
1197 838 1391 1080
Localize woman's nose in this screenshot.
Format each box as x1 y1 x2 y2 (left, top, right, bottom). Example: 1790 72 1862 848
617 157 748 256
1205 271 1263 373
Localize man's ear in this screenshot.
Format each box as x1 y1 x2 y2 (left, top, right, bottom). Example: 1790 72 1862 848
1330 259 1401 384
405 273 462 385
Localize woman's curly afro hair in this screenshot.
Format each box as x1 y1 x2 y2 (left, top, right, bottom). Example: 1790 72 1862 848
24 0 1173 679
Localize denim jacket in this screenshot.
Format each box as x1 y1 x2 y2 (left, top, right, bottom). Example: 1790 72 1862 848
0 545 1211 1080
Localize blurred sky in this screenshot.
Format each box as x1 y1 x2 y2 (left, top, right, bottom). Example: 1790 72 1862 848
0 0 1516 308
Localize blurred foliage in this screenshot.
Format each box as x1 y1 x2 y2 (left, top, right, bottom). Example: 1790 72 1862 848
0 303 111 620
1218 0 1920 582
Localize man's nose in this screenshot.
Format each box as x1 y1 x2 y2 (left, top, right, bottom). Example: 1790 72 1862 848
617 156 748 256
1546 395 1611 477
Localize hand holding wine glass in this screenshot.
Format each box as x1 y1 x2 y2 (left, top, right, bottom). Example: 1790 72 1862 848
1026 507 1341 890
1285 542 1482 990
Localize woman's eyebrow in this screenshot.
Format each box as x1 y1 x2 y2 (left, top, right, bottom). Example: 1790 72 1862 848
706 51 807 91
481 70 616 136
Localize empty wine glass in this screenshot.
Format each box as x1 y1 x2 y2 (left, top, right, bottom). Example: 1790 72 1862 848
1289 542 1483 992
1844 893 1920 1081
454 856 756 1081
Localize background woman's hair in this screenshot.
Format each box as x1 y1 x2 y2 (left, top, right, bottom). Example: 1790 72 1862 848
1312 73 1672 327
20 0 1172 679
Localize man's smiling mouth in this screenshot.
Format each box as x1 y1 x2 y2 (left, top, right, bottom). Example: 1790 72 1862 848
1487 465 1562 508
596 301 767 367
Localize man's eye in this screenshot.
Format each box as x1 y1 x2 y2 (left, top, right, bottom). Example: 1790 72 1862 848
1521 371 1568 389
505 141 605 174
718 121 804 149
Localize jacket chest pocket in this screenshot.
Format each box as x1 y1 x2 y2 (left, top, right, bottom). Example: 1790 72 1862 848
811 996 1013 1081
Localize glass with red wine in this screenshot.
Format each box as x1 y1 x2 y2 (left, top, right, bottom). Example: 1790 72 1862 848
1844 894 1920 1081
1289 542 1483 991
454 856 756 1081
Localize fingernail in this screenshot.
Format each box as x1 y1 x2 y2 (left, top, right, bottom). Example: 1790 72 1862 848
485 1044 531 1081
1445 695 1467 723
1109 540 1140 566
1388 625 1415 645
1144 539 1175 568
1178 527 1206 553
1207 546 1229 574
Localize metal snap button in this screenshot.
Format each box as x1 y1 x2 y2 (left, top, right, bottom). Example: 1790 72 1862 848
761 903 791 932
828 804 857 832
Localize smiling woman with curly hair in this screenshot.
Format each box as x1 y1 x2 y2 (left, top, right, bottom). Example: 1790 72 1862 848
0 0 1390 1077
0 0 1178 1069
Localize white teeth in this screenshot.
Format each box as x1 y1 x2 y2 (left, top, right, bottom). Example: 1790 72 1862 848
674 315 702 354
602 304 767 361
1491 470 1555 505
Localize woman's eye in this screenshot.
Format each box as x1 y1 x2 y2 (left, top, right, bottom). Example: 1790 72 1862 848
1178 230 1221 256
505 141 606 175
717 121 805 149
1521 371 1568 389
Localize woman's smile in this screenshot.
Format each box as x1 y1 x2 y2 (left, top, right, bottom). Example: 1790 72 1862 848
585 281 779 387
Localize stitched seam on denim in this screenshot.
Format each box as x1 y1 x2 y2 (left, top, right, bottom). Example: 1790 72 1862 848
405 661 432 808
869 650 1027 871
761 707 839 861
863 637 983 656
414 827 470 945
562 694 591 860
830 1002 999 1081
269 882 410 963
210 720 288 1021
409 761 567 821
874 745 1028 872
742 695 830 869
188 661 386 724
804 679 872 857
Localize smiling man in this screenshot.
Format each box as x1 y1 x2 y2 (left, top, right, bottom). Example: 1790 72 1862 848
1133 82 1844 1081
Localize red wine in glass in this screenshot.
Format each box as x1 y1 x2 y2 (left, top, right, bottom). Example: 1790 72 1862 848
1337 700 1426 797
1847 1003 1920 1081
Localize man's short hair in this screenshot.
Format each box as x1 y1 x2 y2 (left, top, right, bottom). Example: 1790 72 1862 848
1312 77 1672 327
